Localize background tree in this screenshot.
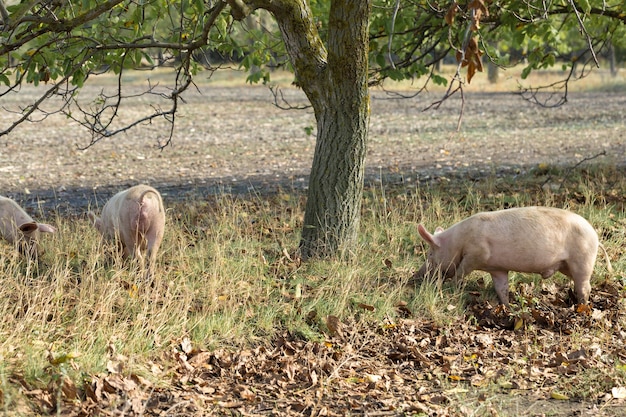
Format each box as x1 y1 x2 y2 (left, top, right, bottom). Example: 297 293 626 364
1 0 624 258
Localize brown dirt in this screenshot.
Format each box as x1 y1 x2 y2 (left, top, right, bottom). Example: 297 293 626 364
1 78 624 214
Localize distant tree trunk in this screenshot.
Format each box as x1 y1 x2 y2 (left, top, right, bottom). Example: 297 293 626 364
255 0 371 258
608 42 617 77
487 60 499 83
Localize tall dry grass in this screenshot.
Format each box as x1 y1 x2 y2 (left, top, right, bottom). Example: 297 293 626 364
0 164 624 409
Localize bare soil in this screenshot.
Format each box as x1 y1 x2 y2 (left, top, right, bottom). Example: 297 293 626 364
1 78 625 214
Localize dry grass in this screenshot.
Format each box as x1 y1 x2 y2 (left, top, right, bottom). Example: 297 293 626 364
1 163 625 415
1 63 625 414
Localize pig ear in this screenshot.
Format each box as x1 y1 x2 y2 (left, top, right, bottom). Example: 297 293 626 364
418 224 440 248
87 211 99 226
434 227 444 235
88 211 103 231
19 222 39 234
37 223 56 233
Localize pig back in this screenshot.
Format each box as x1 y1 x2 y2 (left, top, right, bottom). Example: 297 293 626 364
101 185 164 235
134 188 164 233
462 207 598 272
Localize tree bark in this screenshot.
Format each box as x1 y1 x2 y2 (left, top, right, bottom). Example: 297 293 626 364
249 0 372 258
299 1 371 259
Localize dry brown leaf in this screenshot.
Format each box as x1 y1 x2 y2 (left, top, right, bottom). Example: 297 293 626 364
357 303 375 311
445 1 459 25
577 303 592 315
326 315 340 337
106 358 124 374
469 0 489 30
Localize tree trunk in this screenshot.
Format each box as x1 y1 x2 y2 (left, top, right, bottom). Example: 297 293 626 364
253 0 372 258
299 1 371 259
487 60 499 84
300 91 369 258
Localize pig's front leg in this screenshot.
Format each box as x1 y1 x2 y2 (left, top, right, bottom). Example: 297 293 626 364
490 271 510 307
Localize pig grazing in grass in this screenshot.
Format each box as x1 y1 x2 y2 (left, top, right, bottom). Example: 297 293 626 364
0 196 56 257
88 185 165 271
415 206 611 307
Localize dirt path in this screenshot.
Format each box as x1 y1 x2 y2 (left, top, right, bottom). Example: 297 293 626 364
1 82 624 213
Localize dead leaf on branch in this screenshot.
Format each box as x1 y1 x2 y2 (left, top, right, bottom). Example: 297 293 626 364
445 1 459 25
469 0 489 30
456 36 484 83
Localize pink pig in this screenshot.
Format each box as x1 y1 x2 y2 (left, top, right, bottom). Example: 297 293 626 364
415 206 611 306
0 195 56 256
88 184 165 270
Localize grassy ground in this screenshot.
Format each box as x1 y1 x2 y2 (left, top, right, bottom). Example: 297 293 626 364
1 62 625 415
1 163 625 416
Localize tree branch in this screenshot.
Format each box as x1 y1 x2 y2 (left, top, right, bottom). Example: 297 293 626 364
567 0 599 68
0 0 10 26
246 0 327 106
541 150 608 192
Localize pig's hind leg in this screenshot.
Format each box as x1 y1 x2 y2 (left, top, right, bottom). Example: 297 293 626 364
490 271 510 307
560 259 593 305
568 267 593 305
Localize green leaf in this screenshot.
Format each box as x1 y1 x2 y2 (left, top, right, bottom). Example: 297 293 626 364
431 74 448 86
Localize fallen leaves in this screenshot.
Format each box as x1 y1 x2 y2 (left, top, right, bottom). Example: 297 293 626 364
12 279 626 416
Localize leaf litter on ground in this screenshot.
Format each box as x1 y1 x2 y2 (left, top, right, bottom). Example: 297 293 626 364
13 278 626 416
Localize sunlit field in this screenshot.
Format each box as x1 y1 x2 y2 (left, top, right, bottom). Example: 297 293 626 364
1 63 625 415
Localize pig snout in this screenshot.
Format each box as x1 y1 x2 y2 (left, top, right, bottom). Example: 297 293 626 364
413 259 456 282
413 262 427 280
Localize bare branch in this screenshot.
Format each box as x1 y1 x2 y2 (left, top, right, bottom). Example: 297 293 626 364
387 0 401 69
423 5 475 129
1 0 228 147
541 150 608 191
269 85 311 110
0 55 91 137
567 0 600 68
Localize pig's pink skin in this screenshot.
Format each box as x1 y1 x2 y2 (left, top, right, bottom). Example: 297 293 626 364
89 184 165 270
416 207 607 306
0 196 56 256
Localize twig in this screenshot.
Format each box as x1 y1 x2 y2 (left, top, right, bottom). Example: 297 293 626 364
423 7 474 130
269 85 310 110
567 0 600 68
387 0 401 69
540 150 608 191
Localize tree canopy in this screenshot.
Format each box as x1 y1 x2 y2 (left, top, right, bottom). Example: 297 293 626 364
1 0 624 257
1 0 623 141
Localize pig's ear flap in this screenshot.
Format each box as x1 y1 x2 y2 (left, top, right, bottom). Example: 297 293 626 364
87 211 98 226
37 223 56 234
87 211 103 231
19 222 39 234
418 224 440 248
